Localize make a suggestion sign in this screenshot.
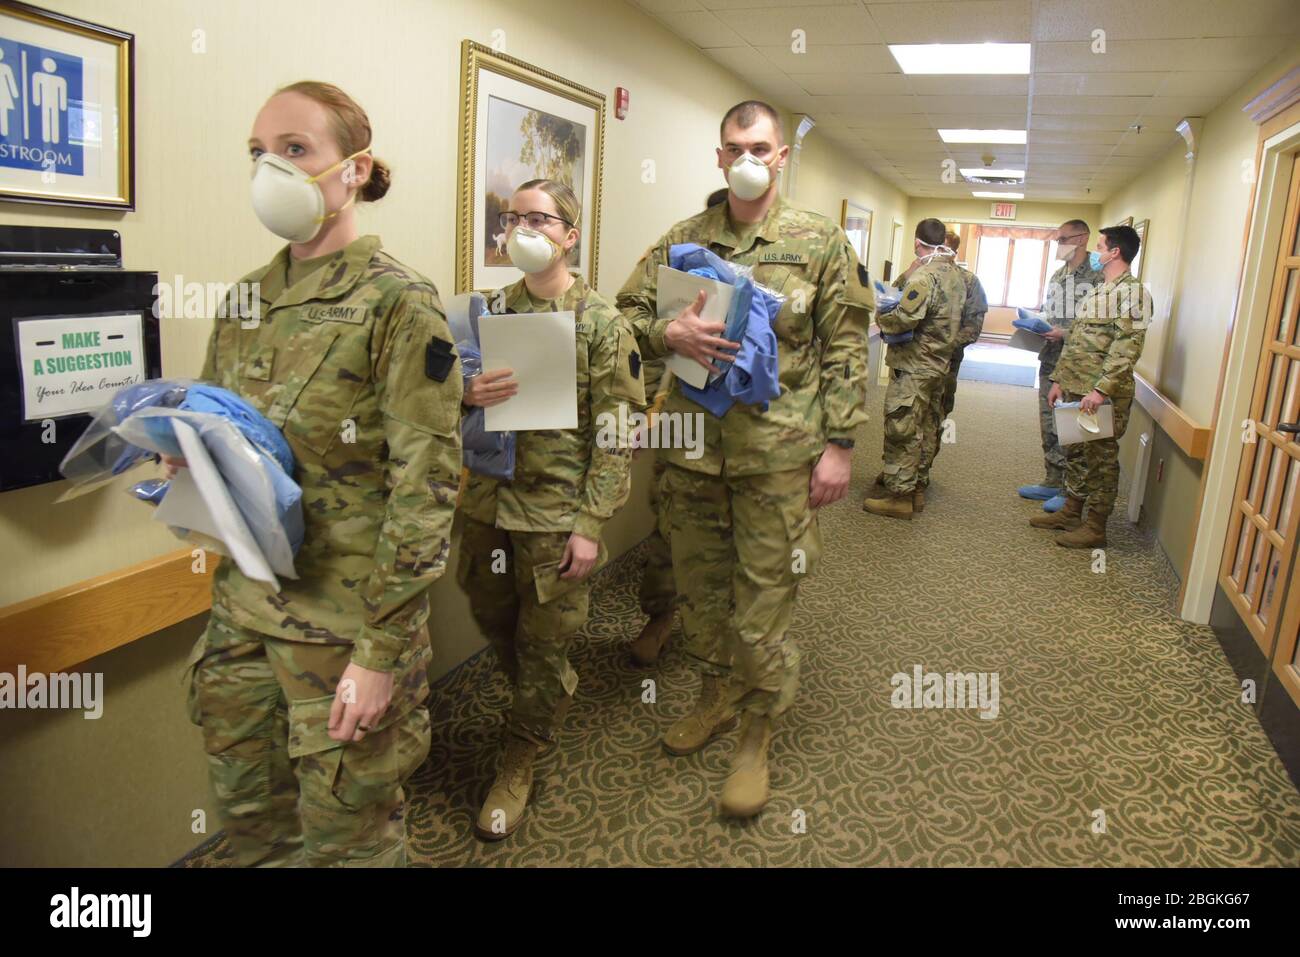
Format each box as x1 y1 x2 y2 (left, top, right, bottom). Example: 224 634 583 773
16 312 145 420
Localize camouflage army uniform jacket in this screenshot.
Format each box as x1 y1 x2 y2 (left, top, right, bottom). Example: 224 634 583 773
1039 258 1105 368
1051 271 1151 400
616 196 874 477
460 274 646 540
200 235 464 673
880 256 966 376
955 266 989 347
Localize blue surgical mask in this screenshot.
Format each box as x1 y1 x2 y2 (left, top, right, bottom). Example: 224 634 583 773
1089 250 1113 271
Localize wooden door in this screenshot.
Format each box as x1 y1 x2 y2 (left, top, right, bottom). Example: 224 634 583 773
1219 153 1300 693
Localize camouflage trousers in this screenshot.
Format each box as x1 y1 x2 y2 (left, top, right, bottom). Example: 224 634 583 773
1061 391 1133 513
639 453 679 618
659 462 819 718
1038 362 1067 487
184 616 432 867
926 345 967 472
456 517 593 746
881 368 946 494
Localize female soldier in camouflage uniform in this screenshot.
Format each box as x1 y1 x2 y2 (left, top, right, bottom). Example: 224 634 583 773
178 82 463 866
459 180 645 840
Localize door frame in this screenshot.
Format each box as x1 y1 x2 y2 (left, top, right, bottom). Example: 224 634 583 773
1183 74 1300 624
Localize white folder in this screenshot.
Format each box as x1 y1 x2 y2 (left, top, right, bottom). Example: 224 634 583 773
1054 400 1115 445
657 265 736 389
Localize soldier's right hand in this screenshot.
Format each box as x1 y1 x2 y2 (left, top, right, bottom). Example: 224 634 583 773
1043 327 1066 342
464 368 519 408
1047 382 1063 407
663 290 740 372
160 454 188 479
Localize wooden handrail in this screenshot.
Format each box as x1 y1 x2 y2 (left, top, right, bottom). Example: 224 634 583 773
0 548 215 675
1134 372 1212 460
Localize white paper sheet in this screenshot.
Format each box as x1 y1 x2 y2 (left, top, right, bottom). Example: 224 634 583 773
1054 401 1115 445
153 419 279 587
479 311 578 432
656 265 736 389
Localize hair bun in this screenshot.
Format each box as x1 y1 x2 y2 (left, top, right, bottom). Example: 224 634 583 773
362 157 391 202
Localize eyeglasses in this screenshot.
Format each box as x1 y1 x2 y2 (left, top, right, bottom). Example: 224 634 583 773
1057 234 1087 244
499 210 572 230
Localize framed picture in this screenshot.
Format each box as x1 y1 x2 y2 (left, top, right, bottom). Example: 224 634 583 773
0 2 134 210
840 199 872 273
455 39 605 294
1132 218 1149 281
1118 215 1134 227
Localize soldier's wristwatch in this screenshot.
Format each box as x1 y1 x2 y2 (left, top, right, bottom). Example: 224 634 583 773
828 438 855 450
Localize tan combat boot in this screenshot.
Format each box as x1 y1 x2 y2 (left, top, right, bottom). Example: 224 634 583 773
1029 494 1083 530
1056 506 1109 549
720 712 772 818
913 487 927 513
663 673 739 756
629 612 674 666
475 735 539 841
863 488 914 520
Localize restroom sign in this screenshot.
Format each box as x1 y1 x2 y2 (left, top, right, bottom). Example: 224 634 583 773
990 202 1017 220
0 34 85 176
16 312 145 420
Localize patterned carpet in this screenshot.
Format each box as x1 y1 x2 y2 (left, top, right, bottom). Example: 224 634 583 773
185 379 1300 867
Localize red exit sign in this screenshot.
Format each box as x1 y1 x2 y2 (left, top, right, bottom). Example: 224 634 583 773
990 202 1018 220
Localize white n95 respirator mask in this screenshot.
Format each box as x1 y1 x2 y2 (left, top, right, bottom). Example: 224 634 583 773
727 152 775 201
249 148 370 243
507 226 562 274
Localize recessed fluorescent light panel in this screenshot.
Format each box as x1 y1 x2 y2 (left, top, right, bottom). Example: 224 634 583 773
938 129 1027 145
972 191 1024 199
889 43 1031 75
959 168 1024 179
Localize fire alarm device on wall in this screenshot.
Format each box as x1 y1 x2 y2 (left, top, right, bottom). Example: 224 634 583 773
615 87 629 120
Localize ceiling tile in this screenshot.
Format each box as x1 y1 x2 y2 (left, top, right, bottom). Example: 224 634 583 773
1032 72 1165 96
792 73 911 95
713 5 881 45
753 42 900 72
655 11 746 47
866 1 1033 43
905 75 1030 95
1033 0 1300 41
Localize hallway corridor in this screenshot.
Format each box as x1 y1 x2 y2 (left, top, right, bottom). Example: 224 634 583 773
186 379 1300 867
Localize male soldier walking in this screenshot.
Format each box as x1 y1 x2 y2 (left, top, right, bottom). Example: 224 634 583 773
1031 224 1150 547
1019 220 1104 510
617 100 873 817
863 218 965 519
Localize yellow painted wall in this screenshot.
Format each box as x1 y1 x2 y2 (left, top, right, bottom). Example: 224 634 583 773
1102 43 1300 578
0 0 902 866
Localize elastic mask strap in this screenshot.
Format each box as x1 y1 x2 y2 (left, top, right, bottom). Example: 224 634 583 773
307 146 372 224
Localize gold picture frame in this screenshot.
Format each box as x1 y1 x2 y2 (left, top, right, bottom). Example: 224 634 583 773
840 199 873 274
1118 215 1134 227
455 39 605 294
0 1 134 210
1132 218 1149 281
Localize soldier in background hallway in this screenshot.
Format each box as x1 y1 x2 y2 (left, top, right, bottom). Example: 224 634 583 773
618 100 872 817
863 218 965 520
628 188 727 667
1019 219 1104 511
1031 224 1151 548
919 229 988 487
